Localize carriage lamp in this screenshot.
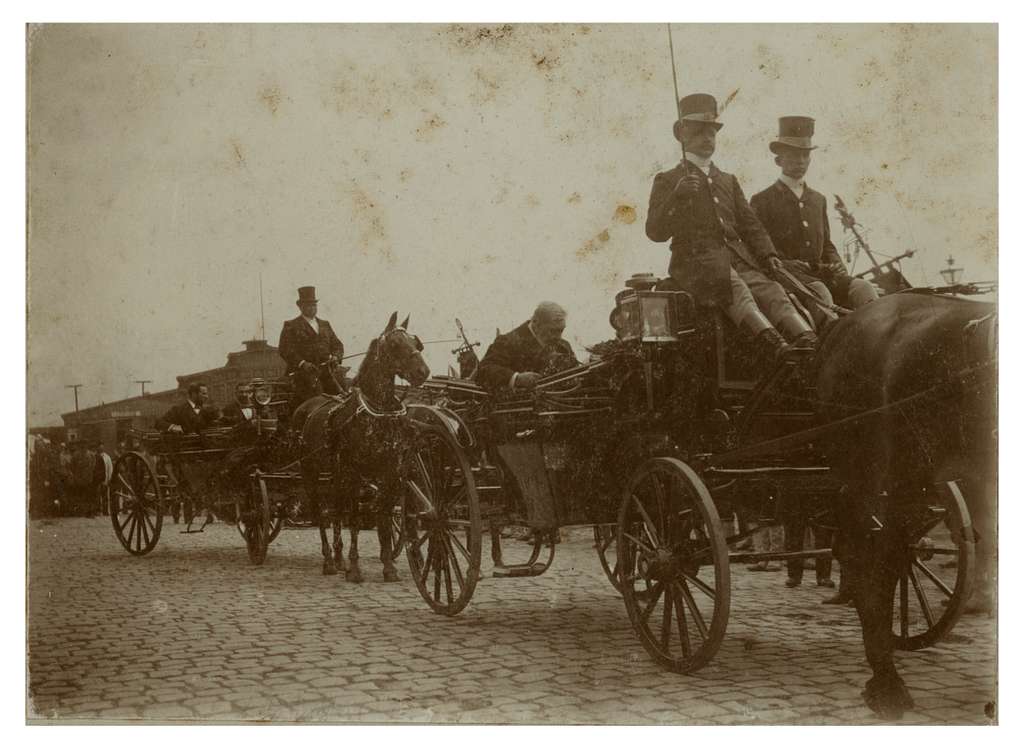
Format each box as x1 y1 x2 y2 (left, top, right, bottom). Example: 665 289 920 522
612 290 694 343
940 255 963 286
252 381 273 406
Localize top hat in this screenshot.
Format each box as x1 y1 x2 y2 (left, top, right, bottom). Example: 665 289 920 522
677 93 723 131
770 116 817 153
296 286 318 304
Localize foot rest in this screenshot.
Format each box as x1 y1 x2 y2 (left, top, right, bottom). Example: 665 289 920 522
492 562 549 578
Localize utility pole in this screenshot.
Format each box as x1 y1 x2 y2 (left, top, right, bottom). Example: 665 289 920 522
65 384 83 412
258 273 266 341
134 380 152 396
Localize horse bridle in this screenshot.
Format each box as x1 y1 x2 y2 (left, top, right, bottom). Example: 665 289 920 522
377 327 425 383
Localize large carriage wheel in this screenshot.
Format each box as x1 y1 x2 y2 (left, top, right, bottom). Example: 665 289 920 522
892 480 976 651
403 424 482 615
237 473 273 565
110 452 164 556
617 458 731 673
593 523 621 591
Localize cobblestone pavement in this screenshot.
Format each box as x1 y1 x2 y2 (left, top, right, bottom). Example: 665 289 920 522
27 517 997 725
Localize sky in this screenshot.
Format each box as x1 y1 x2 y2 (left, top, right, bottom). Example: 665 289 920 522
26 23 997 426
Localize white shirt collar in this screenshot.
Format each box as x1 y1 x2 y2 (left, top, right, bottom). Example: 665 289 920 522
303 315 319 332
683 152 713 174
187 399 199 412
779 173 806 198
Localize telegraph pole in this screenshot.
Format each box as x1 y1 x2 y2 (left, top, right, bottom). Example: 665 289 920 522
134 380 152 396
65 384 83 412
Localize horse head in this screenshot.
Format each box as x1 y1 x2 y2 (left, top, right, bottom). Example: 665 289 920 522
371 311 431 387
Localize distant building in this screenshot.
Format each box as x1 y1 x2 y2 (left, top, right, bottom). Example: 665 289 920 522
61 339 283 448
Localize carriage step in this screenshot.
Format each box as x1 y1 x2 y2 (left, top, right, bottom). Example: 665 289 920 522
492 563 549 578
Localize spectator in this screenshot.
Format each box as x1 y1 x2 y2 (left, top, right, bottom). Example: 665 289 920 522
94 443 113 515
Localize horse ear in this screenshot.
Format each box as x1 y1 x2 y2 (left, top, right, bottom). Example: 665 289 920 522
400 314 410 329
385 311 398 333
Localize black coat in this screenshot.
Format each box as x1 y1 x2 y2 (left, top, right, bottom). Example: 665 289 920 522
277 316 344 374
645 160 778 304
476 322 579 392
221 401 257 426
156 401 220 434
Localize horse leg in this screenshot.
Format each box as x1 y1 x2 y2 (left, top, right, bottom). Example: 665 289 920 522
844 505 914 719
319 504 338 576
332 515 347 573
378 508 400 582
346 521 364 583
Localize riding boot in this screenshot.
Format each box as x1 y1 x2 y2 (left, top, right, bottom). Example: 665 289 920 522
756 327 791 363
791 331 819 349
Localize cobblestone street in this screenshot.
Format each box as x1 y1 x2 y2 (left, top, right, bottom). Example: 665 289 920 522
27 517 997 725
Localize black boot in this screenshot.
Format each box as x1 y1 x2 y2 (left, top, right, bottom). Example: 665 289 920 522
791 330 819 350
756 327 790 362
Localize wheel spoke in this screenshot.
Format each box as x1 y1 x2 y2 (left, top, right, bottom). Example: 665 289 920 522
671 583 692 658
442 549 454 605
622 531 656 555
117 510 134 535
139 513 152 547
677 579 709 640
446 529 472 564
909 565 936 629
679 571 716 600
631 495 661 548
639 581 665 623
913 558 955 598
433 546 443 603
418 538 435 588
443 535 466 590
899 574 910 638
660 589 673 652
125 514 138 548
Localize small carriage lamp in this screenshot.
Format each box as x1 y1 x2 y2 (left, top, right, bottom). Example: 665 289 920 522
638 292 679 343
252 381 273 406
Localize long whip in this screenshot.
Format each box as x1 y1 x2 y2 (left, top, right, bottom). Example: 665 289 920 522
667 24 687 174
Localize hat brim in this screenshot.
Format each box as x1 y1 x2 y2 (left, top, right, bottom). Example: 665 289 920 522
770 140 817 154
679 116 724 131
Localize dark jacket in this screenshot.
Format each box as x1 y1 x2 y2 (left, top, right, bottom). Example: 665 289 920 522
750 180 845 269
278 316 344 374
156 401 220 434
476 322 579 393
221 401 257 426
645 160 778 304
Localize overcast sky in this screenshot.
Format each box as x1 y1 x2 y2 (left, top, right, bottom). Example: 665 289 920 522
26 23 997 426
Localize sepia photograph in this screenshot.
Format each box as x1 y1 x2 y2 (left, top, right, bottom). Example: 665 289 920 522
24 20 998 726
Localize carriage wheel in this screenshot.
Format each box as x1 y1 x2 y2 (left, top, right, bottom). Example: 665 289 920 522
403 425 482 615
110 452 164 556
892 480 976 651
618 458 731 673
238 474 272 565
594 523 622 591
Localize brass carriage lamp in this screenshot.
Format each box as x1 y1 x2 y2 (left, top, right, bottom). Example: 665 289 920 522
612 291 693 343
939 255 963 286
251 380 273 406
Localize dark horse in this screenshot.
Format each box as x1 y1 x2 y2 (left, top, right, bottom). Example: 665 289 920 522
292 312 431 580
815 291 996 718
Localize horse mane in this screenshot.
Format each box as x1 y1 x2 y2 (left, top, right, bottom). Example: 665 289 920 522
352 337 381 387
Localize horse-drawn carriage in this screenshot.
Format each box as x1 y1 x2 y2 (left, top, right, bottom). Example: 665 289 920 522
399 274 989 705
109 378 282 563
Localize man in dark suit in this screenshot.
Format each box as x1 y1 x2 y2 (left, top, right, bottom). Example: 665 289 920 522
156 383 220 434
645 93 817 360
751 116 878 321
278 286 345 404
476 302 580 392
221 382 257 426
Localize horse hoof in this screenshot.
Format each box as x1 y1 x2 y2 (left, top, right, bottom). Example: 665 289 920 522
383 570 400 583
862 674 914 719
346 570 364 583
323 562 338 576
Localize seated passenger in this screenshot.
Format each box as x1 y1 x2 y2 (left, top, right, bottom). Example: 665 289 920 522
156 382 220 434
476 302 580 392
645 93 817 360
751 115 878 324
221 383 257 427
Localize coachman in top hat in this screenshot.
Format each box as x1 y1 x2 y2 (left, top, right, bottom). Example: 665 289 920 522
645 93 818 359
751 116 878 319
278 286 345 404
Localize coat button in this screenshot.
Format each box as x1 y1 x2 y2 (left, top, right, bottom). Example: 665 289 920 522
713 196 720 204
799 202 804 208
805 241 811 246
802 220 809 227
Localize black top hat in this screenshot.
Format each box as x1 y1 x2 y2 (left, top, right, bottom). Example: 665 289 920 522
677 93 723 131
770 116 817 153
296 286 318 304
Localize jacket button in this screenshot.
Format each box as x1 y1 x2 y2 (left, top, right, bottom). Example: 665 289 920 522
799 202 804 208
802 220 809 227
805 241 811 246
713 196 720 203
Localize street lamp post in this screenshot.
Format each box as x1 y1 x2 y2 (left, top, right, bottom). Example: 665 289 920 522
940 255 963 287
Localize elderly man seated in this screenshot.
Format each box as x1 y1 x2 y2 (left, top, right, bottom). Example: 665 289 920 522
476 301 580 392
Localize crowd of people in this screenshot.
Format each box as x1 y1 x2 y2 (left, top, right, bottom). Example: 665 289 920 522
28 437 114 519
